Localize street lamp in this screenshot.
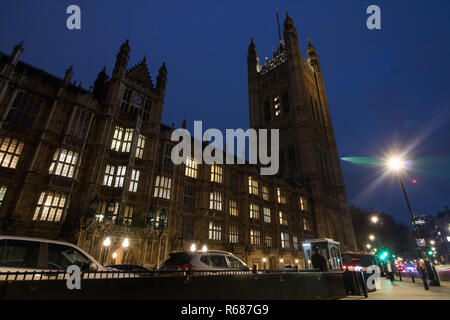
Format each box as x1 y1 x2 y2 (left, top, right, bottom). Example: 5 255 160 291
366 244 371 249
369 234 375 241
112 252 117 265
201 245 208 252
371 216 378 224
385 154 435 289
262 257 267 270
122 238 129 264
101 236 111 265
190 243 197 252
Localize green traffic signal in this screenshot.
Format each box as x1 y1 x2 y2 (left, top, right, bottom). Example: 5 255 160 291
427 250 433 256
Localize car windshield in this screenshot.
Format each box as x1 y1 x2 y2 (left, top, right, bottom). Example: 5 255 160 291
227 256 246 269
48 243 91 270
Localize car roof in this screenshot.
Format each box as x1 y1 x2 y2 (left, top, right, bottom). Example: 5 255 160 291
0 234 100 263
0 235 78 246
179 250 234 255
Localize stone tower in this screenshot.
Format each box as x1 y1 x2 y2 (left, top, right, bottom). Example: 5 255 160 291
247 12 357 250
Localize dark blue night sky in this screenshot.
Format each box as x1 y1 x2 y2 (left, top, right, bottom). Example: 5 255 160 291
1 0 449 226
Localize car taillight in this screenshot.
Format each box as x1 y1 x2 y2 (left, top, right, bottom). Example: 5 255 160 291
348 266 355 271
176 264 196 270
343 265 347 270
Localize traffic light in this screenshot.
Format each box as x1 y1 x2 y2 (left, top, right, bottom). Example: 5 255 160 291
379 250 389 260
427 250 433 256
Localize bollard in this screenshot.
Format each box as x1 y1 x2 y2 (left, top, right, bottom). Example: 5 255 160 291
358 271 368 298
432 266 441 287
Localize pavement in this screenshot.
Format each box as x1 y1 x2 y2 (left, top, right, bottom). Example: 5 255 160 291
342 277 450 300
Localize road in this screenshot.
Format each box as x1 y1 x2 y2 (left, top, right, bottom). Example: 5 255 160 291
342 277 450 300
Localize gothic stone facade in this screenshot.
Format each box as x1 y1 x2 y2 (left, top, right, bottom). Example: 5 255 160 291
0 14 356 269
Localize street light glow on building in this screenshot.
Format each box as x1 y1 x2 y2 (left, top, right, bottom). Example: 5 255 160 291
103 236 111 247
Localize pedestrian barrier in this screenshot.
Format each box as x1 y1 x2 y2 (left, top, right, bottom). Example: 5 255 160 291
0 269 348 300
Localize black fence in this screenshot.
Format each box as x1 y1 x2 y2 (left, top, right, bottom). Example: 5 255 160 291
0 269 348 300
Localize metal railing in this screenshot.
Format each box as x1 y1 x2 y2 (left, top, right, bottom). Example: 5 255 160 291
0 268 334 282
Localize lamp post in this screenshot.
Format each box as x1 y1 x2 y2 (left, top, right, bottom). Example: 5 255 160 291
371 215 381 249
101 236 111 265
122 238 129 264
386 156 434 289
262 257 267 271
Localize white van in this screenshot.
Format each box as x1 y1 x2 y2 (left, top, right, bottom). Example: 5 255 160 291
0 235 109 280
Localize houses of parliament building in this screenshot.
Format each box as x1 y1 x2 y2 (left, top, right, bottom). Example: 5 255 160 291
0 13 356 269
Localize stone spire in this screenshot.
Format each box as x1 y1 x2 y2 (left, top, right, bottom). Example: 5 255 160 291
9 41 24 66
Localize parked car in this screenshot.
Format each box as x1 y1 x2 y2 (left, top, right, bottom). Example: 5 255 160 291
281 265 299 272
158 250 251 272
0 235 109 279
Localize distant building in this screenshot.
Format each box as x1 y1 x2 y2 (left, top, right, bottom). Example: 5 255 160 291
0 13 356 269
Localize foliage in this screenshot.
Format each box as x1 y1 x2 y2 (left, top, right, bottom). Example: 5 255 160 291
349 205 416 257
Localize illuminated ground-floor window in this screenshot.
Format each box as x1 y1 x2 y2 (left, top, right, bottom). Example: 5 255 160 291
32 192 67 222
208 221 222 241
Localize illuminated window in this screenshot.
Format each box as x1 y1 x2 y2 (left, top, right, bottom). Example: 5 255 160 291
248 176 259 195
264 235 273 247
6 92 41 128
250 229 261 245
185 157 198 178
136 134 146 159
281 232 290 248
277 187 286 204
249 203 259 219
129 169 140 192
103 165 115 187
111 126 134 153
262 186 269 201
293 235 299 250
229 225 239 243
95 202 107 222
208 221 222 241
32 192 67 222
263 207 271 223
303 217 312 232
0 186 7 206
49 148 79 178
229 200 238 216
279 211 288 226
0 137 24 169
114 166 126 188
123 205 133 226
273 96 281 117
154 176 172 199
211 164 223 183
209 191 222 211
300 196 308 211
